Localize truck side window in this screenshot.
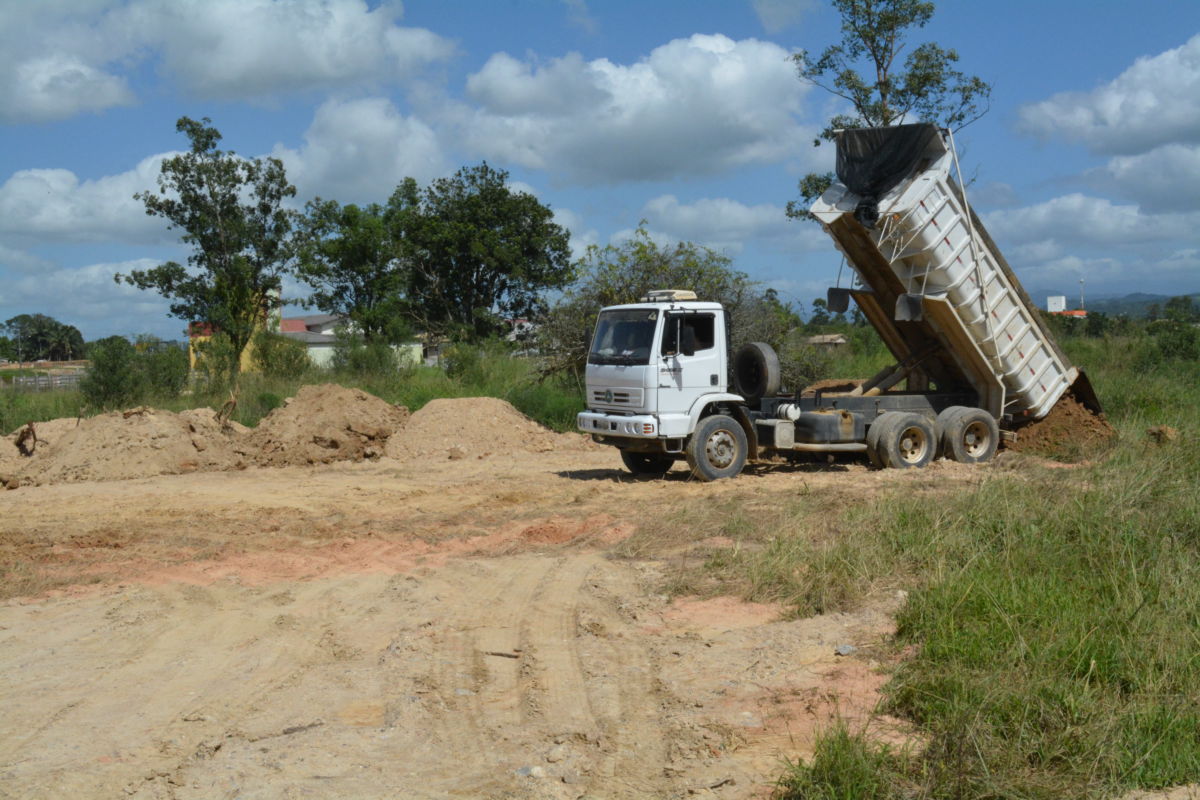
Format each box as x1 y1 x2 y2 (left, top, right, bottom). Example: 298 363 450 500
661 313 716 356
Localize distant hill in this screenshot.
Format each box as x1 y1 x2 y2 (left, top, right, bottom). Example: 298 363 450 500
1029 292 1200 318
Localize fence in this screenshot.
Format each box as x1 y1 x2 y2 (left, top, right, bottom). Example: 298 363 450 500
2 373 84 393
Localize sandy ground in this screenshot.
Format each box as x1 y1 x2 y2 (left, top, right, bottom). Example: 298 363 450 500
0 446 989 799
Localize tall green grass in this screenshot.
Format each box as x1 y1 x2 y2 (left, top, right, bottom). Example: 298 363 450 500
773 335 1200 799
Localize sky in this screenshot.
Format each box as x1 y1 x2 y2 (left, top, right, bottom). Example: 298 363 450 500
1 0 1198 341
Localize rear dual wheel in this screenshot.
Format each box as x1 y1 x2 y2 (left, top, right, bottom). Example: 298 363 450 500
868 412 936 469
937 406 999 463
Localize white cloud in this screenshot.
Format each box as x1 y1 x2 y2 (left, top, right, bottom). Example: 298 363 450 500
455 34 813 183
139 0 454 99
642 194 828 254
7 54 135 123
550 207 599 260
984 193 1200 248
0 243 55 275
1018 34 1200 155
1010 250 1200 296
750 0 814 33
273 98 447 204
0 259 180 339
0 0 453 123
0 155 174 245
1095 143 1200 213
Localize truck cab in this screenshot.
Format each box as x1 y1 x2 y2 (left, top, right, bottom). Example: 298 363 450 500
577 290 753 480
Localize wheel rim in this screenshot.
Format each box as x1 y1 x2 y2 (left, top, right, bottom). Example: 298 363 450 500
705 430 738 469
962 420 991 457
897 425 929 465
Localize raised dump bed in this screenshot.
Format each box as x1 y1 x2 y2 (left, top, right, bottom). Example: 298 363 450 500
810 124 1098 421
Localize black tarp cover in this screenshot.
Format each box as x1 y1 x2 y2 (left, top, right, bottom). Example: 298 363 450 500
835 124 942 227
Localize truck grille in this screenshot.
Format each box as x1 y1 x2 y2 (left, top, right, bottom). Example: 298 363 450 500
591 387 643 407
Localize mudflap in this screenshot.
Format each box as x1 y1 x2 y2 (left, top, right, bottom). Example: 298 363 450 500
1068 370 1103 415
730 405 759 460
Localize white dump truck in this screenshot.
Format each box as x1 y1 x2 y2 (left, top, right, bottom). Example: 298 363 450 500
577 123 1101 480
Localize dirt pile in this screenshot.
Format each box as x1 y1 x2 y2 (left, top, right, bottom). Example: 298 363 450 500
800 378 866 396
248 383 410 467
1006 391 1115 458
386 396 589 460
3 407 243 488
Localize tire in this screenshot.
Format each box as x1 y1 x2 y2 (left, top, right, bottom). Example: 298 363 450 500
865 413 891 468
874 412 935 469
935 405 968 460
686 414 747 481
620 450 675 476
732 342 781 405
941 407 999 464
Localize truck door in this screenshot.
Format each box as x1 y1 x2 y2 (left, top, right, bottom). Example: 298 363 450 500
658 312 721 414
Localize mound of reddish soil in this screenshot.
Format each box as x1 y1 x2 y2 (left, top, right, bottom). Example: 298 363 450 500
386 396 590 460
3 407 243 488
1006 391 1115 458
247 383 410 467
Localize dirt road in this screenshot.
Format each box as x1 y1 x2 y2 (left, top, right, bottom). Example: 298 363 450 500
0 446 972 799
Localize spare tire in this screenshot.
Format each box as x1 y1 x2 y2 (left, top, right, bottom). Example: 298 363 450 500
733 342 781 405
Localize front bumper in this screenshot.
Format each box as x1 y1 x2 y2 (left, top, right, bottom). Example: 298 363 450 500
577 411 658 438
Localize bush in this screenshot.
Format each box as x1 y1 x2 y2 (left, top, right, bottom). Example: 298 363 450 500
139 341 189 396
331 332 398 375
192 332 240 392
254 331 311 379
80 336 143 409
1151 320 1200 361
777 336 834 393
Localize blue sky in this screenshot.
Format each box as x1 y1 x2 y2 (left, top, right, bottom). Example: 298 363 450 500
2 0 1198 341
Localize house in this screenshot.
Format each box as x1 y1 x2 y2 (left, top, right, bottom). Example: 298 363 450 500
801 333 849 349
278 314 340 367
278 314 422 368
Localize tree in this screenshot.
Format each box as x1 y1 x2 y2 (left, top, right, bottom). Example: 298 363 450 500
118 116 297 387
3 314 84 361
786 0 991 220
538 225 760 379
294 196 411 345
1163 295 1199 324
401 163 572 340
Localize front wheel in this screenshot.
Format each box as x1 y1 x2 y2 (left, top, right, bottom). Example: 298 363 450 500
620 450 675 476
686 414 747 481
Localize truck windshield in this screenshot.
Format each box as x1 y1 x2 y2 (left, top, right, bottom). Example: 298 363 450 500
588 309 659 366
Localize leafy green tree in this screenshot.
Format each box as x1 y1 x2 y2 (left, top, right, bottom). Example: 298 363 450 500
118 116 297 388
538 225 759 379
807 298 834 328
295 196 411 345
401 163 572 341
786 0 992 220
3 314 84 361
